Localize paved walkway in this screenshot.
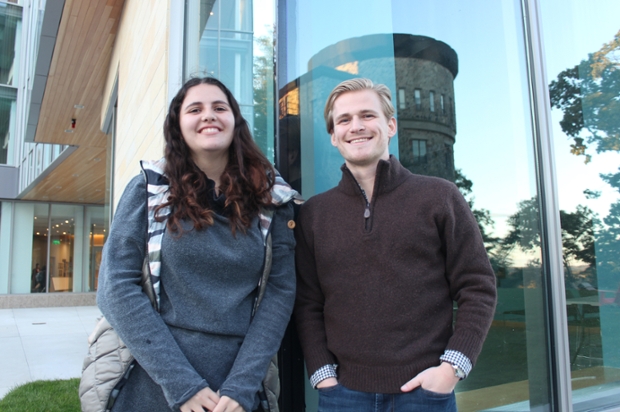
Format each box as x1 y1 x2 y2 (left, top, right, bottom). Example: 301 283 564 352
0 305 101 399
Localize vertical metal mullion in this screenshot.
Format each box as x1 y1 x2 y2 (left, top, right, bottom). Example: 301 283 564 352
217 0 222 77
46 203 51 294
522 0 572 410
7 202 14 293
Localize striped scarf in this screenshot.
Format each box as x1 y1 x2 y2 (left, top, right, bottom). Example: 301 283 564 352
139 158 301 310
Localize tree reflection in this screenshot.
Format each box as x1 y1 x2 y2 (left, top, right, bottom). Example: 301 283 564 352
549 29 620 293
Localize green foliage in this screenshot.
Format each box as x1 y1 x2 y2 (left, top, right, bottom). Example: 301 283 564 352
454 169 511 274
501 196 600 286
0 379 80 412
549 29 620 162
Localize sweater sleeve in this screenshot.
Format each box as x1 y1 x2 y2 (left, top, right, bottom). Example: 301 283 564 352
96 176 208 411
293 200 337 378
218 202 297 412
440 183 498 366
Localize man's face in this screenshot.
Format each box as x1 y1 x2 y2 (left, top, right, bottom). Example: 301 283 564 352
330 89 396 169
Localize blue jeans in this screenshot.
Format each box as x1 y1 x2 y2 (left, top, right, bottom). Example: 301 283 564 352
318 383 457 412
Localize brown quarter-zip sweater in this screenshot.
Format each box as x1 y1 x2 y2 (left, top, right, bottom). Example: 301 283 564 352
294 156 497 393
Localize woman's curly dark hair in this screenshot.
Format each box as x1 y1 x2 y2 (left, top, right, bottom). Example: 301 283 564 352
156 77 275 234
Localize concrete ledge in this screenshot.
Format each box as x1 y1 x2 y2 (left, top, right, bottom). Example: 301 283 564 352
0 293 96 309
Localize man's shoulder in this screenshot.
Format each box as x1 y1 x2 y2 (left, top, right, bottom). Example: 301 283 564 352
297 187 344 220
397 171 458 197
303 186 342 206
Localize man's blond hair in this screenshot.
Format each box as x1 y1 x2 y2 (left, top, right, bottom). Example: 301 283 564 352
323 78 395 134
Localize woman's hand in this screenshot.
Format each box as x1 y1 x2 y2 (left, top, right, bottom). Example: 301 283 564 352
212 395 244 412
180 387 220 412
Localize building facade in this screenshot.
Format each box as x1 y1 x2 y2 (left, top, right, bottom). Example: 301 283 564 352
0 0 619 410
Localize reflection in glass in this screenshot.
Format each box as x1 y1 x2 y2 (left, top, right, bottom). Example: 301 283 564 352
49 205 77 293
184 0 276 160
0 91 17 165
87 206 105 292
542 1 620 408
280 0 554 410
0 3 21 86
31 204 49 293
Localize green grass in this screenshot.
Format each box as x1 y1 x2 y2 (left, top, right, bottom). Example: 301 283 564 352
0 378 80 412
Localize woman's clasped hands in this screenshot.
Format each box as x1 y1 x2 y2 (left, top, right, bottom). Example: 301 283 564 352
180 387 244 412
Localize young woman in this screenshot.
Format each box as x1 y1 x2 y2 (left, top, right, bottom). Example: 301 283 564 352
97 77 298 412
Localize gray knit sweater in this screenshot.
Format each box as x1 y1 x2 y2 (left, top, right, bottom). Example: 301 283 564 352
97 175 296 412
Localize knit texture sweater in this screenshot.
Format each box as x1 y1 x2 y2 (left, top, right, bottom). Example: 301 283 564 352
294 156 497 393
97 175 296 412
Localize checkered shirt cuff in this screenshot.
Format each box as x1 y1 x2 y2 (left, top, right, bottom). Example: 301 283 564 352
310 364 338 388
440 350 472 378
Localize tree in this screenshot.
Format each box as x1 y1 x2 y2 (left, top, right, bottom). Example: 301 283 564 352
454 169 509 274
549 30 620 164
502 197 598 286
253 32 274 158
548 30 620 291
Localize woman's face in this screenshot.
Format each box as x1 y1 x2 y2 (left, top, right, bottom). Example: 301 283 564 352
179 83 235 161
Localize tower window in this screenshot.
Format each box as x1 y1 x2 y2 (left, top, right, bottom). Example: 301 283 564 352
412 139 427 163
398 88 406 109
429 91 435 112
414 89 421 110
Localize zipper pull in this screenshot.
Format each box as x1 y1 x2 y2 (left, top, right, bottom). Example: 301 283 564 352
364 205 370 218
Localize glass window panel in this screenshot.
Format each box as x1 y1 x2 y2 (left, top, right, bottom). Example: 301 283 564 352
0 88 17 165
430 90 435 112
0 3 22 86
541 1 620 409
398 87 406 109
184 0 276 161
85 206 104 292
31 203 49 293
281 0 553 410
414 88 421 109
48 204 81 293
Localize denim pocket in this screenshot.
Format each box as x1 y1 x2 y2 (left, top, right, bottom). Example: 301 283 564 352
418 387 453 399
317 383 341 393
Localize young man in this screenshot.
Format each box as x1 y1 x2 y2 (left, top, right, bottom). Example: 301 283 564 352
294 78 497 410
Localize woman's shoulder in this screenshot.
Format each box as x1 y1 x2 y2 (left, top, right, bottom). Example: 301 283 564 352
114 175 147 221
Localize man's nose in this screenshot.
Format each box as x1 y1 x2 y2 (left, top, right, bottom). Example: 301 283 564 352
350 116 365 132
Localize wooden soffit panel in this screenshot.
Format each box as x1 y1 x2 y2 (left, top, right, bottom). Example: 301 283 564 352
28 0 124 204
21 146 107 204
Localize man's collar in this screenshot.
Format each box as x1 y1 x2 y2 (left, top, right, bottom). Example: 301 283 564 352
338 155 408 197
